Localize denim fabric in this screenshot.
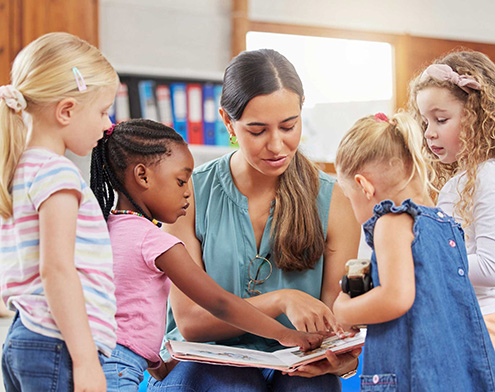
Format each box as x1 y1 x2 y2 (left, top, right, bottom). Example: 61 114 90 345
102 343 148 391
361 199 495 391
2 312 81 391
147 361 341 392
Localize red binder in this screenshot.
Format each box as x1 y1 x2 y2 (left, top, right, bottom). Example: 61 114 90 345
186 84 204 144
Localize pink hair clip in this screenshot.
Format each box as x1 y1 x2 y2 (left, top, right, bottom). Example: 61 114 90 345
105 124 116 138
72 67 87 92
374 113 389 123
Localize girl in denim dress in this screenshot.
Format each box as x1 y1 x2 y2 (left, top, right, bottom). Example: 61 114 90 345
333 112 495 391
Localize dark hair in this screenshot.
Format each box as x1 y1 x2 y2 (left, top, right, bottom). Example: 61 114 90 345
90 118 186 223
221 49 324 272
221 49 304 121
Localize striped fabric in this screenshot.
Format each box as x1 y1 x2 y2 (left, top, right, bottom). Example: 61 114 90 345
0 148 117 356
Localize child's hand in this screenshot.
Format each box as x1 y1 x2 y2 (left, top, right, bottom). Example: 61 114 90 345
333 292 354 332
147 358 179 381
277 329 325 351
73 359 106 392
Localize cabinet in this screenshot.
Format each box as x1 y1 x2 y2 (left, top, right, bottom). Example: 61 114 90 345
0 0 99 85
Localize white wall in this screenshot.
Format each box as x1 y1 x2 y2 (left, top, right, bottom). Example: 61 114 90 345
100 0 495 79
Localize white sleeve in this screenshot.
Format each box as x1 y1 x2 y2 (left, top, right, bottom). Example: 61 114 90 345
466 163 495 287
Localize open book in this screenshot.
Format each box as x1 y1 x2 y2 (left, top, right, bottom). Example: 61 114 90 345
165 329 366 372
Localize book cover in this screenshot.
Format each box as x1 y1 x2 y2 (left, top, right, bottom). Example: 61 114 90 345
166 329 366 372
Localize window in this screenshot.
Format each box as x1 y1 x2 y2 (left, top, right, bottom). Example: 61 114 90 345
247 32 394 163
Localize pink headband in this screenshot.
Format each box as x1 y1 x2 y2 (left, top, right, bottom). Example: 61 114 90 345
420 64 481 93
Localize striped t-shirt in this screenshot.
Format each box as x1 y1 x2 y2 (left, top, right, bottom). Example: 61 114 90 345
0 148 117 356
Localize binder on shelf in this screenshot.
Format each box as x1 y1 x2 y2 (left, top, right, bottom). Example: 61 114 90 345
186 84 204 144
138 80 159 121
214 84 230 146
108 103 116 125
115 82 131 123
202 84 216 145
156 84 173 127
170 83 188 142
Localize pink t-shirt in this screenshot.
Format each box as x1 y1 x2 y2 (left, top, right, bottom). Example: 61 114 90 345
108 214 182 364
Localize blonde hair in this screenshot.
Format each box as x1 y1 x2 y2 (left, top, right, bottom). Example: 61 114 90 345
0 32 118 218
335 112 434 197
408 50 495 228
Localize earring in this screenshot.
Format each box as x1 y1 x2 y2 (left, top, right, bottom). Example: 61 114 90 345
229 134 237 145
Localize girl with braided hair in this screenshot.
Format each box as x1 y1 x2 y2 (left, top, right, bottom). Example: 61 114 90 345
90 118 324 391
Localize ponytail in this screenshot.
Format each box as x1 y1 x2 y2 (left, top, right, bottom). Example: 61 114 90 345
336 112 434 197
0 92 29 218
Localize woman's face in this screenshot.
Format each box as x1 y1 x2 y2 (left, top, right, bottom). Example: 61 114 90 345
228 88 302 177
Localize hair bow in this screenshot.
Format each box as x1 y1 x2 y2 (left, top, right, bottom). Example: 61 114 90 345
420 64 481 93
0 85 27 113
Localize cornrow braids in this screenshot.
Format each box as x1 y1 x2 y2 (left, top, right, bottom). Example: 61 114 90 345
90 118 186 223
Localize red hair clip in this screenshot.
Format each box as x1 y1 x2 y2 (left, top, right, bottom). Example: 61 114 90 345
374 113 389 123
105 124 116 138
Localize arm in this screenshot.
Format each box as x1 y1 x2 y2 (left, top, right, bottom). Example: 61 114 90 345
165 187 287 342
156 243 323 350
465 172 495 287
39 190 106 392
166 183 336 342
333 213 416 328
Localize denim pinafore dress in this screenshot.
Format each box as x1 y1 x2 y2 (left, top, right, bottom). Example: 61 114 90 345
360 199 495 392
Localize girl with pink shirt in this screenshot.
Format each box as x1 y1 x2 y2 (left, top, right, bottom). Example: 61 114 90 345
90 118 325 390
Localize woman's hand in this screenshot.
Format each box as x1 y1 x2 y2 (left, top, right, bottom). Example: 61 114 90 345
280 289 344 336
283 347 361 378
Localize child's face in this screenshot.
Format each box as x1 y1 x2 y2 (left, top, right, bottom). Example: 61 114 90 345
146 143 194 224
416 86 464 164
64 85 116 156
337 172 374 225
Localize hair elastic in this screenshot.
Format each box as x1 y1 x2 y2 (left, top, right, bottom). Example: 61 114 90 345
420 64 481 93
105 124 116 138
0 85 27 113
374 112 389 123
72 67 87 92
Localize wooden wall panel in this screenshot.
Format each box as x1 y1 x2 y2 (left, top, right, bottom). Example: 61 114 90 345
20 0 99 48
0 0 98 85
0 0 10 85
395 35 495 109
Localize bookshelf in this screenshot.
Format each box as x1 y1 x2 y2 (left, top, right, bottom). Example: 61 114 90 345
114 72 237 166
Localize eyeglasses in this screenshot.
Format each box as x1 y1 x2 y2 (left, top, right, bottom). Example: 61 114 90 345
246 253 272 297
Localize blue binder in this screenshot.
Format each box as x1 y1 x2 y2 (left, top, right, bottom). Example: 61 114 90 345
202 84 216 145
138 80 159 121
213 84 230 146
170 83 188 142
